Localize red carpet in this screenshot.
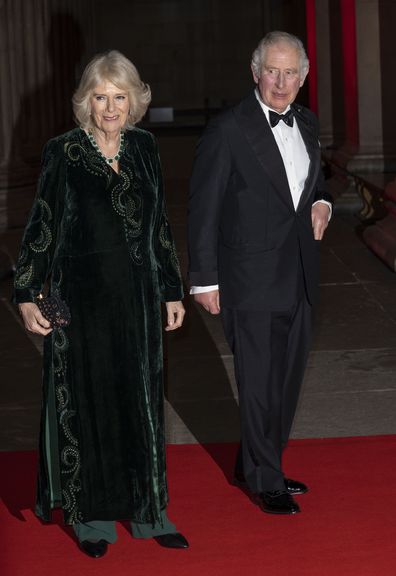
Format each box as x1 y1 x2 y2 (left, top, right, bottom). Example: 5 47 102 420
2 437 396 576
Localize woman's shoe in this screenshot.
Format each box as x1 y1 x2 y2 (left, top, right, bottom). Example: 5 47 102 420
79 539 108 558
153 532 189 549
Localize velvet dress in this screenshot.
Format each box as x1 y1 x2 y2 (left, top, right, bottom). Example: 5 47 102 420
14 127 183 526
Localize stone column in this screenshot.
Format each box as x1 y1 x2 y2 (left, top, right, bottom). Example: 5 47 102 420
348 0 384 172
314 0 389 215
315 0 384 172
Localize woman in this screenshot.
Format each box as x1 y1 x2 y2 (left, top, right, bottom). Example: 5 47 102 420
14 50 188 558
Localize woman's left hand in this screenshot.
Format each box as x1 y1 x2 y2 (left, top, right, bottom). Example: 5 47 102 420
165 301 185 331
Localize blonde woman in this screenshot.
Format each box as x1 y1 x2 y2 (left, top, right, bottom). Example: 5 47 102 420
14 50 188 558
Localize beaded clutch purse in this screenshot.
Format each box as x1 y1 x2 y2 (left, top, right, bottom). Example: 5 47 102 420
36 294 71 328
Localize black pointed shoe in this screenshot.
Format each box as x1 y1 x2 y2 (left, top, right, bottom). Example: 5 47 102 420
285 477 308 495
260 490 300 515
153 532 189 549
234 473 308 496
79 539 108 558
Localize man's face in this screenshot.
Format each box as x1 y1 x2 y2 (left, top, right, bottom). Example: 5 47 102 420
252 41 308 113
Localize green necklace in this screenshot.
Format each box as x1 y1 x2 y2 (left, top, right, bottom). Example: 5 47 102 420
87 130 125 164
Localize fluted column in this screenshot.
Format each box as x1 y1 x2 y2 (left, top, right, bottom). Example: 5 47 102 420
347 0 384 171
314 0 385 171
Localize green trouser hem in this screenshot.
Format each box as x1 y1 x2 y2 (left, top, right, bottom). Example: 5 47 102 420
73 511 177 542
45 381 176 542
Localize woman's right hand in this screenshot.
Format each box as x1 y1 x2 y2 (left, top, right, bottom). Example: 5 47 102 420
18 302 53 336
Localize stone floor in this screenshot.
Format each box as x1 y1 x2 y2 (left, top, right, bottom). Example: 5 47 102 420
1 176 396 451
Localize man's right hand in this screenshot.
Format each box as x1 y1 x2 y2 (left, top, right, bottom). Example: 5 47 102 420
193 290 220 315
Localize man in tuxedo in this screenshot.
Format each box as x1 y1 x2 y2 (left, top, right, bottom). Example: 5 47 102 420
188 31 332 515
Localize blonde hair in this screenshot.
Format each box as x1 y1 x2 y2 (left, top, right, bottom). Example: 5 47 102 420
72 50 151 129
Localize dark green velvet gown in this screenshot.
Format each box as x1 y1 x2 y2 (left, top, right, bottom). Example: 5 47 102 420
13 127 183 525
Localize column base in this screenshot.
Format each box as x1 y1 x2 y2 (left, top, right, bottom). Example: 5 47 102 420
362 181 396 272
322 147 396 220
329 145 391 173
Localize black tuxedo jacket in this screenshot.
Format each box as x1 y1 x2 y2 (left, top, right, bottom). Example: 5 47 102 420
188 91 332 310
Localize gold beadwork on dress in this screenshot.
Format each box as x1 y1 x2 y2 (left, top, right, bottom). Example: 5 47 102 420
159 221 181 273
29 199 53 254
14 256 34 289
66 140 109 179
54 324 83 524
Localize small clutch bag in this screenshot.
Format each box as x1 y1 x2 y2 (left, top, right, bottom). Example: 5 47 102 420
36 293 71 328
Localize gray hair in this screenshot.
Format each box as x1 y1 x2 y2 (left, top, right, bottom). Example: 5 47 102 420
251 31 309 79
72 50 151 130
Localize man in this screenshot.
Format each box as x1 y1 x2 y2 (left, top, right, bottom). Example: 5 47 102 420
188 31 332 515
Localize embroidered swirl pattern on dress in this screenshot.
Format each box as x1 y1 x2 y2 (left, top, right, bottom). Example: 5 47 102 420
15 197 52 288
111 170 130 216
14 246 34 289
159 221 181 277
46 272 82 524
29 198 53 253
54 323 82 524
65 140 110 181
111 166 144 265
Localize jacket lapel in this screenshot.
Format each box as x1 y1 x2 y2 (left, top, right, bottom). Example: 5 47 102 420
292 104 321 212
234 92 294 211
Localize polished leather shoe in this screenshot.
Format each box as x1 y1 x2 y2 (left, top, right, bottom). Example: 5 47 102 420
79 539 108 558
234 473 308 496
153 532 189 549
285 477 308 495
259 490 300 515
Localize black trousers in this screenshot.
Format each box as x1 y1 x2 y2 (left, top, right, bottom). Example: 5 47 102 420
222 296 312 493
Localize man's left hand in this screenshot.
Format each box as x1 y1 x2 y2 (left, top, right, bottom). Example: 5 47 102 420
311 203 330 240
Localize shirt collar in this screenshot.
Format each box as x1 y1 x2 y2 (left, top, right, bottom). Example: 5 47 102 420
254 88 291 123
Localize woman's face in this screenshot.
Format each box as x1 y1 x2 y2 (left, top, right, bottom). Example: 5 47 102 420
90 80 130 135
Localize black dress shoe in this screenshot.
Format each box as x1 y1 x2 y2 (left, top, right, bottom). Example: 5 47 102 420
153 532 189 549
259 490 300 515
285 477 308 495
234 473 308 496
79 539 108 558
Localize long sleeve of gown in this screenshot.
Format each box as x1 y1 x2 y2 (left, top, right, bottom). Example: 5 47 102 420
152 141 183 303
14 138 65 303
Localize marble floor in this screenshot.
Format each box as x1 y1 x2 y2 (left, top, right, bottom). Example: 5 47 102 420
1 175 396 451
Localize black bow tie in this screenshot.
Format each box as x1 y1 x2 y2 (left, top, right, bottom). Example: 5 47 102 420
269 109 294 128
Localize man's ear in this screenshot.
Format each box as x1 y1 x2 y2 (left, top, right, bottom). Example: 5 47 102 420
251 64 259 84
299 66 309 87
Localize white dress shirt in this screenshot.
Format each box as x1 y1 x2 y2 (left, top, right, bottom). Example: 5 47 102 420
257 94 310 210
190 91 330 295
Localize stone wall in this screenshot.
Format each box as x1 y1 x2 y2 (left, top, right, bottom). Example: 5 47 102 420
0 0 308 232
0 0 95 230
